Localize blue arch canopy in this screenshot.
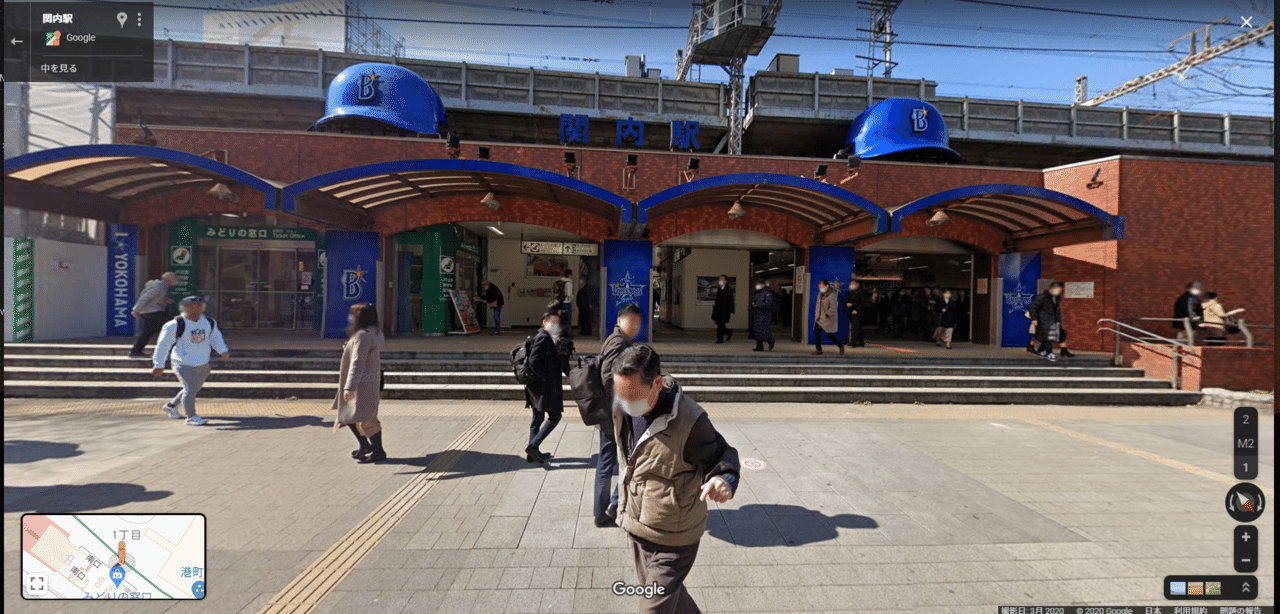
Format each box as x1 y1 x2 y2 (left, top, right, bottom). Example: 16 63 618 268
890 183 1125 249
4 144 280 218
282 158 632 227
634 173 890 239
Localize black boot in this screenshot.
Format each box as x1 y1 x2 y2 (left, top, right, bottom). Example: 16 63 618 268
358 432 386 463
768 340 775 351
524 444 543 463
349 425 372 460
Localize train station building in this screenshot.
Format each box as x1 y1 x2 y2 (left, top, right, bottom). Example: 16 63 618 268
3 42 1273 389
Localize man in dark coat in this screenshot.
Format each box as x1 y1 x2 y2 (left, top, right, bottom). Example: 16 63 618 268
711 274 735 343
524 310 565 463
843 277 868 348
890 288 908 338
1172 281 1205 343
594 302 642 527
546 299 575 375
750 279 779 352
576 273 596 336
478 280 505 335
1026 281 1066 361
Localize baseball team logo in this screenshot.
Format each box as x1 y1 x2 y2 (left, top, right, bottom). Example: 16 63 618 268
357 71 379 102
911 108 928 133
341 266 367 301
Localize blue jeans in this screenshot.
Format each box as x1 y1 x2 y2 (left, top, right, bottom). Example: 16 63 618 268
492 305 502 332
528 408 561 449
562 303 573 329
594 425 619 518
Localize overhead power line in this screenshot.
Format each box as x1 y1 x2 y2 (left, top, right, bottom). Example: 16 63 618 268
949 0 1220 24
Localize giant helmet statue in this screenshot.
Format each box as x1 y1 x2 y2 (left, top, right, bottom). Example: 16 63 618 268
843 98 961 163
312 62 448 136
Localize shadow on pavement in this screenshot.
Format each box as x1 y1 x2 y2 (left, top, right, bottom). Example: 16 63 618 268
4 440 84 464
5 483 173 513
207 415 329 430
385 449 596 477
707 503 877 547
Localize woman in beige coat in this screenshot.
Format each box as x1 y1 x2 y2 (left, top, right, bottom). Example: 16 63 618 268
1200 291 1244 346
812 279 845 355
333 302 386 463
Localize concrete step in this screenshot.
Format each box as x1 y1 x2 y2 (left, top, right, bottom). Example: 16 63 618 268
1 367 1172 389
2 343 1117 367
1 380 1202 405
2 355 1141 378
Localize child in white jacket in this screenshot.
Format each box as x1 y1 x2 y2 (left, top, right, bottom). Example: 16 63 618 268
151 296 230 425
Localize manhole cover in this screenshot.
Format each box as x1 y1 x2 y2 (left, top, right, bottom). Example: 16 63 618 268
741 458 766 471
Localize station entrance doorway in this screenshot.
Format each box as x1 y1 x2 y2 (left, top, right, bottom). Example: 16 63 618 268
855 236 992 345
191 216 319 331
652 229 798 342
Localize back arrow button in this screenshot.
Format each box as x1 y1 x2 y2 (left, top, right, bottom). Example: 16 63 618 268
11 38 23 46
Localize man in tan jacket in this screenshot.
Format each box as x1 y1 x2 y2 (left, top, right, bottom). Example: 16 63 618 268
612 345 740 614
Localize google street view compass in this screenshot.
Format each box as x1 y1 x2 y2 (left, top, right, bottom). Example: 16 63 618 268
1225 483 1265 522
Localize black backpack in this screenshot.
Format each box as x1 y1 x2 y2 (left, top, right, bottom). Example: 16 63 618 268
569 355 610 426
511 336 539 385
173 315 217 338
553 279 567 302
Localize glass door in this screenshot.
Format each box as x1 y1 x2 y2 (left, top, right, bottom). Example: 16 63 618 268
218 248 261 328
209 246 315 330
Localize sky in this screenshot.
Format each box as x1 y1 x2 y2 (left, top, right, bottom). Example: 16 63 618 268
146 0 1274 116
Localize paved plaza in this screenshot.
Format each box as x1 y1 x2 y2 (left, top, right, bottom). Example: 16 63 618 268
4 398 1273 613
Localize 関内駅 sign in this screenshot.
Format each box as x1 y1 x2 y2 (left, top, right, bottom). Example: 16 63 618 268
520 241 598 256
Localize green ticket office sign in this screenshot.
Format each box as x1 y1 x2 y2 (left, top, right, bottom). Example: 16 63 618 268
198 226 318 241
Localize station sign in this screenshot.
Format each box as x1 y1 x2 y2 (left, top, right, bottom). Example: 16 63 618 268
199 225 317 242
520 241 599 256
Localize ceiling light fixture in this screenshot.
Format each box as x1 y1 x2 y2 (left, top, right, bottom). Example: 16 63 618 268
480 192 500 211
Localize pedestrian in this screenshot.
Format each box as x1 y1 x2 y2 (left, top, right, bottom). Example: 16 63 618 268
478 280 505 335
128 271 179 358
1200 291 1245 346
923 287 941 340
1026 281 1067 361
150 296 229 426
595 302 642 527
750 279 778 352
955 290 970 342
577 273 596 336
1172 281 1205 344
844 276 867 348
555 268 575 333
812 279 845 355
891 288 908 338
333 302 387 463
524 310 565 463
611 345 739 614
711 274 734 343
933 289 957 349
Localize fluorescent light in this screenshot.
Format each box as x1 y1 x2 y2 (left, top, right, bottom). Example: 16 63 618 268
487 226 504 235
907 265 929 270
768 267 780 271
788 263 795 267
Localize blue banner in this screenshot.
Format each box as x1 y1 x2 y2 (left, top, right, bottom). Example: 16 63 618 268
806 246 856 345
602 240 652 343
106 224 138 336
324 231 380 338
999 252 1041 347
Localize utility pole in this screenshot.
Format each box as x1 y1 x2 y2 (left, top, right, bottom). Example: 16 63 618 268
1077 19 1274 106
856 0 902 78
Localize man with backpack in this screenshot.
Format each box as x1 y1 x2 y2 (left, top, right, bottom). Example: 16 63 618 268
150 296 229 426
522 310 565 463
554 268 575 334
590 302 642 527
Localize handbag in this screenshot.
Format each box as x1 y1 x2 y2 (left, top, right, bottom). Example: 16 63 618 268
380 367 386 391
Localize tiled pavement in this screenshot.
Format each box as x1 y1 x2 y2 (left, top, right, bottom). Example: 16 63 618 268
4 399 1273 613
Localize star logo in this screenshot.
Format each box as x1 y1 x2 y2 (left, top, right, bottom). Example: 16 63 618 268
1003 282 1035 314
610 271 645 307
342 265 367 300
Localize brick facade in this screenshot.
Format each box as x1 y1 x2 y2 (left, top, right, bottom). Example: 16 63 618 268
1121 342 1275 392
102 127 1273 369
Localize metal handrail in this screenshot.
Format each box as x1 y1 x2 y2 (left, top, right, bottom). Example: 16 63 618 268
1120 315 1266 348
1096 318 1197 388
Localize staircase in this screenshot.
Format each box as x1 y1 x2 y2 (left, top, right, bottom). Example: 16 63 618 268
4 343 1203 405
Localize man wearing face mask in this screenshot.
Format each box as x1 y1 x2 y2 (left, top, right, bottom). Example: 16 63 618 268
750 279 778 352
844 276 867 348
1026 281 1065 362
524 311 565 463
593 302 643 527
710 274 734 344
612 345 739 614
1172 281 1205 344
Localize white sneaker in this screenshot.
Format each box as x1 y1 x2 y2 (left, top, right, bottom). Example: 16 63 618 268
185 415 207 426
162 404 182 419
1045 352 1057 362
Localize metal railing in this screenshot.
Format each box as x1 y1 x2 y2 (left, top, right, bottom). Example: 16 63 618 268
1122 316 1265 348
1096 318 1197 388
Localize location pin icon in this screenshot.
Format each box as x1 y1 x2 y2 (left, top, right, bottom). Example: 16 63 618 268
117 12 128 27
110 565 126 588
